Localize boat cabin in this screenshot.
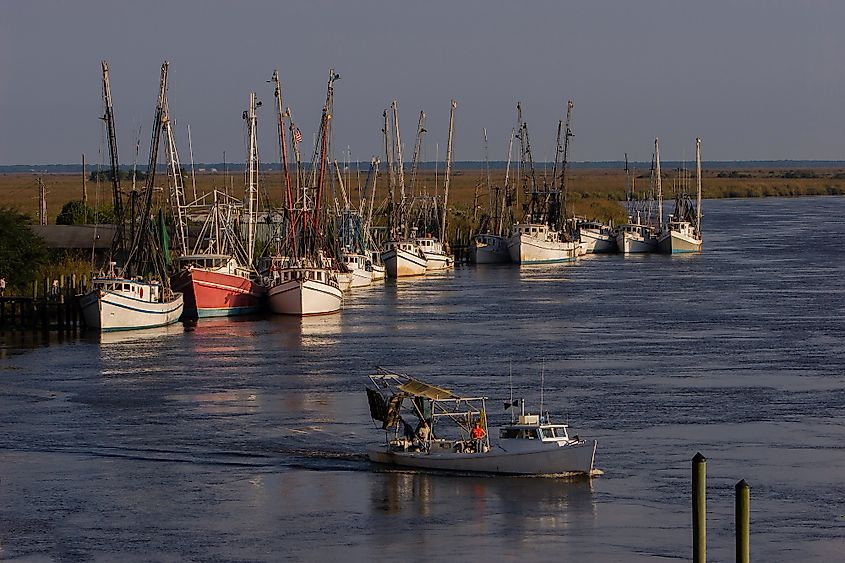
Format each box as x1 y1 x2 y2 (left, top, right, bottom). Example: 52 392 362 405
276 267 339 288
92 277 161 303
178 254 252 279
666 220 697 238
341 252 372 272
512 223 563 243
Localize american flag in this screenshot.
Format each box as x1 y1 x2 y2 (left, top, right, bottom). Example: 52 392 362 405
293 127 302 144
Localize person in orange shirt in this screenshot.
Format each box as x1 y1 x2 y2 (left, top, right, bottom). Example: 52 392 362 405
471 421 486 452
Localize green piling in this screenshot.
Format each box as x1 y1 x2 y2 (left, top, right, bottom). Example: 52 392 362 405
692 452 706 563
736 479 749 563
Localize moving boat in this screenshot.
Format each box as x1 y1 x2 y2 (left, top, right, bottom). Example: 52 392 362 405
365 368 597 476
80 61 183 331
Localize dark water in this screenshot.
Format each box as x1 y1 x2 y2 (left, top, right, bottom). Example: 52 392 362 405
1 197 844 561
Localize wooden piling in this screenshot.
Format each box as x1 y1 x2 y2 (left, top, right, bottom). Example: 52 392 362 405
736 479 749 563
692 452 706 563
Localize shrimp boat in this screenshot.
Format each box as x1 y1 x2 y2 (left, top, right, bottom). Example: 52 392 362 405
268 69 343 316
365 368 597 476
168 93 264 318
507 101 580 265
657 138 703 254
576 220 618 254
80 61 183 331
80 263 184 331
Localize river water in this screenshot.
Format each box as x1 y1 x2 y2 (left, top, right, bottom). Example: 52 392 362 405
1 197 843 561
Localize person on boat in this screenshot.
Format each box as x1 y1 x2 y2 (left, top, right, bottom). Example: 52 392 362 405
471 421 486 452
415 419 431 447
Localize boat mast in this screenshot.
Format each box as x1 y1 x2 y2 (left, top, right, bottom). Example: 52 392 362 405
695 137 702 235
245 92 259 267
476 127 490 228
559 100 574 231
499 128 515 236
187 124 198 201
162 94 188 256
272 70 294 218
409 110 426 196
391 100 406 235
441 100 457 243
655 137 663 228
364 156 380 237
124 61 168 282
313 69 339 233
383 109 396 238
100 61 125 263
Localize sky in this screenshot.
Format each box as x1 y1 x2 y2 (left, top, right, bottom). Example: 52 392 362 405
2 0 844 165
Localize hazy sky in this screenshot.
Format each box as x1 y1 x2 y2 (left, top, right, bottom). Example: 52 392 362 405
2 1 844 165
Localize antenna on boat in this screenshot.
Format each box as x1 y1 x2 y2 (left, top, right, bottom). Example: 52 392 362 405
509 361 515 424
540 358 545 422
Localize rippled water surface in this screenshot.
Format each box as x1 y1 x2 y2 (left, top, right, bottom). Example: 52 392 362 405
1 197 844 561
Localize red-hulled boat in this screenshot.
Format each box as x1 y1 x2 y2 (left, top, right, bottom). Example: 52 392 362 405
171 255 264 318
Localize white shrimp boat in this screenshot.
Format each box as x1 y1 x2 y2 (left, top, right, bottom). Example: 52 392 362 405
341 251 374 288
507 223 579 264
267 260 342 316
417 236 453 270
657 220 702 253
382 239 428 277
470 233 511 264
657 138 704 254
80 273 183 331
577 221 618 254
365 368 597 476
615 223 658 254
369 250 386 281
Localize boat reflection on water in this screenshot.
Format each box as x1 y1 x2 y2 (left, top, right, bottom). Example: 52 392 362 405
371 470 596 531
95 322 189 345
268 314 342 348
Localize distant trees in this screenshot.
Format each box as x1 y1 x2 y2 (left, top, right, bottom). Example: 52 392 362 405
55 200 115 225
0 207 48 291
88 169 148 182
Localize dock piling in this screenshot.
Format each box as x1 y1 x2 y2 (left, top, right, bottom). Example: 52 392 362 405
692 452 707 563
736 479 749 563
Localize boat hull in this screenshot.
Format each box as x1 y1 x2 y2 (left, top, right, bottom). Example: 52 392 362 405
657 230 702 254
382 247 427 278
350 267 373 288
371 264 386 281
424 251 453 271
80 290 184 332
170 268 264 318
267 278 342 316
367 439 597 475
616 231 657 254
579 229 618 254
470 235 511 264
507 233 578 264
